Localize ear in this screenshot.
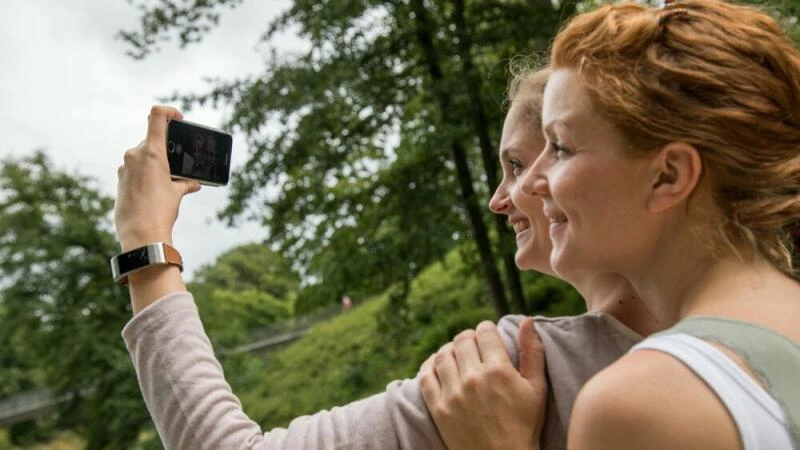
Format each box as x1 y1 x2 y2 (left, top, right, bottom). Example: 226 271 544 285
647 142 703 213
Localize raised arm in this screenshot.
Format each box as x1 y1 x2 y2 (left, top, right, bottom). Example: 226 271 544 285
115 107 452 449
114 105 199 312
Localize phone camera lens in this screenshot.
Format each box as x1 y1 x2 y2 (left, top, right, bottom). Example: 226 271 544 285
167 141 175 153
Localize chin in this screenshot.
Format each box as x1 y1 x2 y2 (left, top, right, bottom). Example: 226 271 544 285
550 251 582 282
514 250 533 270
515 250 551 274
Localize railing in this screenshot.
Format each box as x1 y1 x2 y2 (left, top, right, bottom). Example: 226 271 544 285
0 389 58 428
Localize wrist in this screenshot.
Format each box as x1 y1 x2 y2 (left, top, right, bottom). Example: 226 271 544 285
110 242 182 286
117 228 173 252
127 264 186 314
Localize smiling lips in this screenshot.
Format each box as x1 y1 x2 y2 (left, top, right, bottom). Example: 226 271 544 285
543 205 567 226
512 220 530 234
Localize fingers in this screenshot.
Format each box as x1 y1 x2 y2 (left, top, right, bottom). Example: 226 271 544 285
475 321 512 367
113 106 192 251
518 317 546 383
433 342 460 398
452 329 481 379
419 354 441 405
146 105 183 145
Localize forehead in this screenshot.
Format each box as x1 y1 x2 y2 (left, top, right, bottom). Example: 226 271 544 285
500 101 545 150
542 69 595 131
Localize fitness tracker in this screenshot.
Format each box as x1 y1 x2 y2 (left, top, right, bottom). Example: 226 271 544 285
110 242 183 286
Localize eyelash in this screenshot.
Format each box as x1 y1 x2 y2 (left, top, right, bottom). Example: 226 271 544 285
509 158 524 176
548 142 571 159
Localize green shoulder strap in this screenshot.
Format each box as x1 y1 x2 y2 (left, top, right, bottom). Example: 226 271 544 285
660 317 800 449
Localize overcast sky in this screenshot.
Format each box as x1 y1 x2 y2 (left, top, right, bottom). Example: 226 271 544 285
1 0 305 277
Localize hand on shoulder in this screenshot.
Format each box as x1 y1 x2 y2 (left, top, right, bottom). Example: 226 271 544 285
419 317 547 450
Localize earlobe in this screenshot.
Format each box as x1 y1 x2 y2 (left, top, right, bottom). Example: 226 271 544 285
648 142 703 213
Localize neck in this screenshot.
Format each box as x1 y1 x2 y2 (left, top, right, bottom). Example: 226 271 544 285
626 233 800 332
572 272 665 337
673 257 799 321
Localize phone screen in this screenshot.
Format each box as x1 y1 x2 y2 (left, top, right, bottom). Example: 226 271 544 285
166 119 233 186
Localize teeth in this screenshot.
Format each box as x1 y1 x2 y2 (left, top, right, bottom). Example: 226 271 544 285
548 216 566 224
512 221 530 234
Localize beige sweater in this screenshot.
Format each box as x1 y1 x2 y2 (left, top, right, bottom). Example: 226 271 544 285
123 292 641 449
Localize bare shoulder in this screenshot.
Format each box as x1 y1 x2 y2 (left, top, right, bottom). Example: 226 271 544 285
568 350 741 450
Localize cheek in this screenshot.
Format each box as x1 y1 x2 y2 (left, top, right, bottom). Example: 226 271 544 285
549 166 584 205
579 169 644 231
527 197 548 233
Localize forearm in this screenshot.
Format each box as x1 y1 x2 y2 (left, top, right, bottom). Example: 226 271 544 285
127 264 186 314
122 293 447 449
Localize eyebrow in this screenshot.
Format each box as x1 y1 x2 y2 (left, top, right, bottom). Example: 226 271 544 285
498 146 518 159
542 118 571 139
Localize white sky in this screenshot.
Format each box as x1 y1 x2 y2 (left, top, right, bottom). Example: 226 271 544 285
0 0 305 278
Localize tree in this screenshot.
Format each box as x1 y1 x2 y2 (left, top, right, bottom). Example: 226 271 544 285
189 243 298 347
0 152 150 449
119 0 574 316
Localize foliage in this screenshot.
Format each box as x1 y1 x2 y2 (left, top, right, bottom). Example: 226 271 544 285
233 245 579 430
0 305 45 397
0 152 150 449
120 0 577 316
238 247 494 428
0 152 577 447
525 274 585 317
188 243 299 347
6 430 84 450
117 0 245 59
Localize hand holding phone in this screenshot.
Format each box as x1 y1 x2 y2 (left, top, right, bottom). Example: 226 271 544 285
166 119 233 186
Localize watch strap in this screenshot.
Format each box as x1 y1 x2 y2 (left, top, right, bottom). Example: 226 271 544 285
110 242 183 286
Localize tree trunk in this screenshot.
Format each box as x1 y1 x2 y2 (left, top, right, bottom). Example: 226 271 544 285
451 0 526 313
407 0 510 316
451 141 511 317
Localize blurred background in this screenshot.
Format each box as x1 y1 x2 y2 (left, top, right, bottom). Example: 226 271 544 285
1 0 796 448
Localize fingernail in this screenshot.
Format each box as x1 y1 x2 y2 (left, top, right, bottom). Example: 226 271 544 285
477 321 496 333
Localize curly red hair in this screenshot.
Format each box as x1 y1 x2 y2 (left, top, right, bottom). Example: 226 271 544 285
550 0 800 274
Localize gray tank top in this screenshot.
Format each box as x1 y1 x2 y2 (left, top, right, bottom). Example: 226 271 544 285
652 317 800 449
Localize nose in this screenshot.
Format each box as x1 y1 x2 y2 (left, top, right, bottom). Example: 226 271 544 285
489 182 511 214
521 148 550 197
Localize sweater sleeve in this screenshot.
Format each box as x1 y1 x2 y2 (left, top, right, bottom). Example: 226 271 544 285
122 292 448 450
122 293 628 450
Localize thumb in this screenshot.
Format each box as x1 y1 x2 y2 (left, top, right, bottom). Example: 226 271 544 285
175 179 202 196
519 317 546 385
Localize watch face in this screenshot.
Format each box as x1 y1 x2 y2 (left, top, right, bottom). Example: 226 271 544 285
117 247 151 275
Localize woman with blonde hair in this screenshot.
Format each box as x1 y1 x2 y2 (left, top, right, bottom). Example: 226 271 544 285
112 64 663 448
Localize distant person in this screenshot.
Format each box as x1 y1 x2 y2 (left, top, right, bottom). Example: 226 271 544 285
341 295 353 311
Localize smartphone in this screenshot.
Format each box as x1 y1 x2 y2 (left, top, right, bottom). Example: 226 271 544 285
166 119 233 186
